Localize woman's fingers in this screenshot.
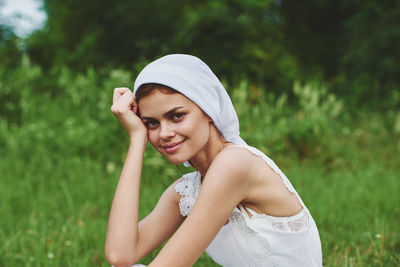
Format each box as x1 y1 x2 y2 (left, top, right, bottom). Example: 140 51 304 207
111 88 146 136
111 90 134 114
113 87 132 104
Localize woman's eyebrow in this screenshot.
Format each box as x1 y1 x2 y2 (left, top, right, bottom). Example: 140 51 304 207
141 106 184 120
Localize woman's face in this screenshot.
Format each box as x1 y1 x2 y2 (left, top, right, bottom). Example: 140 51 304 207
138 89 212 164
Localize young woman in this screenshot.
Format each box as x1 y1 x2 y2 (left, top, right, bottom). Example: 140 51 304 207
105 54 322 267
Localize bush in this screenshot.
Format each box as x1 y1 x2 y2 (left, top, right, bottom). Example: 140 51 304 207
232 80 344 157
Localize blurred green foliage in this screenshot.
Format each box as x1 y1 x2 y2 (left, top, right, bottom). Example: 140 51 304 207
0 24 21 68
0 0 399 110
14 0 398 107
282 0 400 105
0 57 351 163
0 23 22 124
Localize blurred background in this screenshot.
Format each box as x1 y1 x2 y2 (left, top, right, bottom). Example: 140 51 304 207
0 0 399 266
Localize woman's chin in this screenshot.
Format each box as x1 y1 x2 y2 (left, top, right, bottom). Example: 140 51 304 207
166 157 188 165
154 146 192 165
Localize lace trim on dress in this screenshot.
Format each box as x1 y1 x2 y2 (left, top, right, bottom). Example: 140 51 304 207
175 171 201 217
239 205 310 232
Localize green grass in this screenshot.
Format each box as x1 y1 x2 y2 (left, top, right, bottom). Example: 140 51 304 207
1 115 399 267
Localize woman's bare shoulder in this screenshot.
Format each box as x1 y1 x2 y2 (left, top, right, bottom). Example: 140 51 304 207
161 174 194 205
214 146 257 171
204 146 257 188
214 145 278 183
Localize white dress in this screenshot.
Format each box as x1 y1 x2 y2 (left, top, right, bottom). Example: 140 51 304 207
175 144 322 266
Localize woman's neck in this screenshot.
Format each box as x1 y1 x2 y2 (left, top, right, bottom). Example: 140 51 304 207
189 126 230 177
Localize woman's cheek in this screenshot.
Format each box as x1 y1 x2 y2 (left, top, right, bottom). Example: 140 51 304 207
147 130 158 146
182 116 201 133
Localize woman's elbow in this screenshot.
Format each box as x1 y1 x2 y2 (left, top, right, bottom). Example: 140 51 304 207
105 249 137 267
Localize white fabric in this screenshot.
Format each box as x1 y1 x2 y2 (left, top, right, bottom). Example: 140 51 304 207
133 54 246 147
175 171 201 216
175 144 322 267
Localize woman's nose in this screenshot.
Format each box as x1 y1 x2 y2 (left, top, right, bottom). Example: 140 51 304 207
159 122 175 139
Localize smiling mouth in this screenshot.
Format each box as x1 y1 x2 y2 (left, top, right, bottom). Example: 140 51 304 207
161 139 185 154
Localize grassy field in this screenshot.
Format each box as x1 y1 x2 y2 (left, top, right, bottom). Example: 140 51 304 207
0 69 399 266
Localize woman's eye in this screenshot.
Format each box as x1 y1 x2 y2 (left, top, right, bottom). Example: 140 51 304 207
144 120 159 129
171 113 184 121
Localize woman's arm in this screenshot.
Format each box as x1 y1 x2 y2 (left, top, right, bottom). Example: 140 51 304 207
105 88 183 266
148 149 253 267
105 139 184 266
105 136 146 265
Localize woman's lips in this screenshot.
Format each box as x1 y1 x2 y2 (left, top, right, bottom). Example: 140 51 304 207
162 140 185 154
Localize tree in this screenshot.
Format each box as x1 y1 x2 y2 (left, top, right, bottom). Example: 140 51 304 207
281 0 400 104
27 0 297 93
0 24 21 68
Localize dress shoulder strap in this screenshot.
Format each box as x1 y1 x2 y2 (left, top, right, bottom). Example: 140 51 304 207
238 204 258 219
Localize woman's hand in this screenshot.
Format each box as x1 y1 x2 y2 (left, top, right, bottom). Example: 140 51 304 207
111 87 147 141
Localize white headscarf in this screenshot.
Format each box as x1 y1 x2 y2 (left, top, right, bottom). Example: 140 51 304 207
133 54 247 156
